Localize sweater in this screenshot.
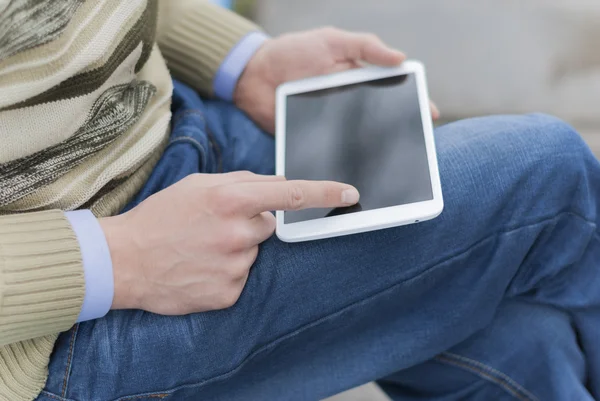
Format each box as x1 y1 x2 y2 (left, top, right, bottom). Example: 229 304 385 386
0 1 259 399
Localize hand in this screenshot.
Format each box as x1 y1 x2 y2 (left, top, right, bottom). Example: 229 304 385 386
100 172 360 315
234 27 440 134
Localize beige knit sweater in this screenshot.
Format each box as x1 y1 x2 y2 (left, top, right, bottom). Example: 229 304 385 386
0 1 259 399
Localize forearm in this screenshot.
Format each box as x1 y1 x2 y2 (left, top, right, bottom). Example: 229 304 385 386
0 210 84 346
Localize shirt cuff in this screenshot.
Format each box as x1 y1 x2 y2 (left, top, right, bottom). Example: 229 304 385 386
65 210 114 322
213 31 270 101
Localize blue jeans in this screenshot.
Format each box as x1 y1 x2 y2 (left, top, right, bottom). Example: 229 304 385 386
38 81 598 401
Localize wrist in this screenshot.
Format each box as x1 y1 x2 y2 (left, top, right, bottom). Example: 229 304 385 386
214 31 270 102
233 38 270 108
99 214 142 310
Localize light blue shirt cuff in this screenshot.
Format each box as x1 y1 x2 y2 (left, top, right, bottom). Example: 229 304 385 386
213 31 270 101
65 210 114 323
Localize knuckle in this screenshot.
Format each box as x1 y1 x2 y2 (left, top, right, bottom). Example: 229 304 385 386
264 212 276 231
181 173 203 186
214 232 236 253
228 228 252 250
286 185 306 210
220 288 242 309
208 187 245 216
320 26 339 36
231 171 254 179
228 260 250 280
247 246 259 265
232 191 253 212
182 173 197 183
365 32 379 41
213 224 245 253
206 186 229 211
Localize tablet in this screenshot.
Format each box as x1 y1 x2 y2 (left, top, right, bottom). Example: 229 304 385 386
275 61 443 242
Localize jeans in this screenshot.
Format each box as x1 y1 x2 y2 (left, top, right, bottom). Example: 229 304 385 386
38 80 598 401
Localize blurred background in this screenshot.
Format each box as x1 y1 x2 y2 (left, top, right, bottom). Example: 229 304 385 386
216 1 600 400
232 0 600 154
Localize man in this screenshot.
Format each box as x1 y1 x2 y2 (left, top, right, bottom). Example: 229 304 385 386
0 1 596 400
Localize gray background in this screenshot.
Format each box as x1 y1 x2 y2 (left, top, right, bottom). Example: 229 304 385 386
252 1 600 399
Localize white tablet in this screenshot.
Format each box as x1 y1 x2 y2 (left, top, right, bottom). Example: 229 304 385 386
275 61 443 242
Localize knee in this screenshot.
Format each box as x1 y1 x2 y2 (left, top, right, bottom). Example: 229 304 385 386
518 113 588 158
442 113 585 151
437 113 592 183
505 114 591 186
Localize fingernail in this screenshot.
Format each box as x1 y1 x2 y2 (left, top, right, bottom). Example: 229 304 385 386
341 188 360 205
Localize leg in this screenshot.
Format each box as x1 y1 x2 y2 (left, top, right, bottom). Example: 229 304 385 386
378 300 590 401
40 83 600 400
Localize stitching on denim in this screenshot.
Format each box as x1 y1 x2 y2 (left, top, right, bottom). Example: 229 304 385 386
205 125 223 173
167 136 208 173
61 324 79 397
40 390 75 401
435 352 540 401
171 107 226 173
174 109 222 173
109 210 594 400
119 394 169 400
41 390 169 401
168 136 205 154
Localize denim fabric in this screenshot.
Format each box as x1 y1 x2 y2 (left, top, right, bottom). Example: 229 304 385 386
38 80 598 401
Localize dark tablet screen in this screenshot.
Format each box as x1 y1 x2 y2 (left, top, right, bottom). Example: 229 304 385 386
284 73 433 224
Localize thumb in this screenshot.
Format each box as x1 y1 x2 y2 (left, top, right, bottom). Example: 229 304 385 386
329 29 405 66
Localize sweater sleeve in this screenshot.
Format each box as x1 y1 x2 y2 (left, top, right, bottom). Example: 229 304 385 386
0 210 84 346
156 0 261 97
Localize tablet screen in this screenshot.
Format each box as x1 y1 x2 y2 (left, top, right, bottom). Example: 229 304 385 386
284 73 433 224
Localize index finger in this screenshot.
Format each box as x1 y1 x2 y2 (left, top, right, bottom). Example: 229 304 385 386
234 180 360 216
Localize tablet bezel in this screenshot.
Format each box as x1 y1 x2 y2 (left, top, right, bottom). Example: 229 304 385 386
275 61 443 242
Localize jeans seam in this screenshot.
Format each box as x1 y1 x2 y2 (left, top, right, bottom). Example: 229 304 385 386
39 390 170 401
40 390 75 401
171 107 224 173
168 136 206 155
46 210 595 401
434 352 540 401
61 324 79 398
171 108 225 173
205 125 223 173
117 395 170 401
166 130 223 175
167 136 208 173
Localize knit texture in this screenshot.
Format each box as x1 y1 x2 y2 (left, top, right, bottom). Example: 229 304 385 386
0 80 157 206
0 0 83 60
0 1 258 400
157 0 261 97
3 1 157 111
0 41 146 165
0 211 84 401
0 211 84 345
0 0 145 108
2 46 174 213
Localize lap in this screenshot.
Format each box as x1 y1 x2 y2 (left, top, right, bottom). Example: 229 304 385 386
41 82 593 400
